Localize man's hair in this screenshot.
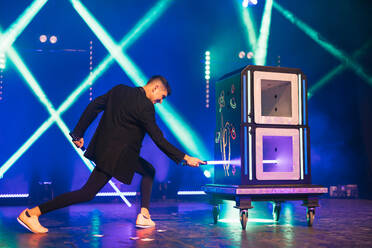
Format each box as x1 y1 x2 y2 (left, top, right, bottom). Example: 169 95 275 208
147 75 171 96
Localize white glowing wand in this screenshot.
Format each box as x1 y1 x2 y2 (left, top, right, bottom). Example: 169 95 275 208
204 160 278 165
204 160 241 165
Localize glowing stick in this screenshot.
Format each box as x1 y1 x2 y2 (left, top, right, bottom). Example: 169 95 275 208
205 160 241 165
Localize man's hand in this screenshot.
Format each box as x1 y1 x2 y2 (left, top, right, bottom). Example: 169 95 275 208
73 138 84 148
183 154 206 167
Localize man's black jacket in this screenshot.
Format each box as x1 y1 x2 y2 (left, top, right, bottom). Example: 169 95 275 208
72 84 185 184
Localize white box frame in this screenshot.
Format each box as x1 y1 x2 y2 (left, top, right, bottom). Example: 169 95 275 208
255 128 300 180
254 71 299 125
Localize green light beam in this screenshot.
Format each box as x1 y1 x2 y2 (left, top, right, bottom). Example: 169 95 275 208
308 40 372 98
0 115 54 179
273 1 372 86
234 0 257 50
118 0 171 49
0 0 171 175
0 37 132 207
0 45 83 177
254 0 273 65
71 0 210 159
58 0 172 115
70 0 143 82
0 0 48 54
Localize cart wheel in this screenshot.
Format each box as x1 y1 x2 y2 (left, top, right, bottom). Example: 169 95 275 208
273 204 281 222
212 205 220 224
306 208 315 226
240 209 248 230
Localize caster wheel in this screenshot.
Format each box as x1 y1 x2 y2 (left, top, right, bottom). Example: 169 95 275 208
307 208 315 226
273 204 281 222
212 205 219 224
240 209 248 230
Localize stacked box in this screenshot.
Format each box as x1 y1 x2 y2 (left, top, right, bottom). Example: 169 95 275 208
214 65 310 185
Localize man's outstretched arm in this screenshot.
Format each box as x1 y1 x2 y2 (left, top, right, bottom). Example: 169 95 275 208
139 104 205 167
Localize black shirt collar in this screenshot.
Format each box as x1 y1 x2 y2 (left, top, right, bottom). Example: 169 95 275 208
139 87 146 95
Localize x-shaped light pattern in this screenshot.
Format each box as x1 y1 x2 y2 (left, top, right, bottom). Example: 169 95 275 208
1 0 209 179
0 0 190 206
272 1 372 97
308 39 372 98
0 31 133 206
238 1 371 96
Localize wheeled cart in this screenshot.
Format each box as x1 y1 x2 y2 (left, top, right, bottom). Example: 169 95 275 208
202 184 328 230
206 65 328 230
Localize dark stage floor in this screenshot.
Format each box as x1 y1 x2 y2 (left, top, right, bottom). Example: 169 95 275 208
1 198 372 247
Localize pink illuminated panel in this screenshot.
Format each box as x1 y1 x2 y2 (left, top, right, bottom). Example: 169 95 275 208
254 71 299 125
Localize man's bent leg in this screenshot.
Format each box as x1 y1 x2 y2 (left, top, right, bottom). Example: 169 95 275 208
18 167 111 233
38 167 111 214
137 158 155 210
135 157 155 228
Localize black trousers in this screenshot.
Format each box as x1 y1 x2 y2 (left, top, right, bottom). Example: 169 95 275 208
39 158 155 214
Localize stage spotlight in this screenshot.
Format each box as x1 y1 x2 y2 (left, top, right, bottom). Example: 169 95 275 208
204 170 211 178
39 34 47 43
49 35 57 44
242 0 257 7
247 51 254 59
239 51 246 59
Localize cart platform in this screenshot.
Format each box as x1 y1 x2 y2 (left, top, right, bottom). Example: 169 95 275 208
202 184 328 229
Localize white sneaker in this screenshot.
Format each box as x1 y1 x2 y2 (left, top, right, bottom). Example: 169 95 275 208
136 213 155 228
17 209 48 233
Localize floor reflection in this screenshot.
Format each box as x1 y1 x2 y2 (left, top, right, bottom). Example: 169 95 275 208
0 199 371 247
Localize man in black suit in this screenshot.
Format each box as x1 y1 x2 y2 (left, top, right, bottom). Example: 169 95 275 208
17 75 205 233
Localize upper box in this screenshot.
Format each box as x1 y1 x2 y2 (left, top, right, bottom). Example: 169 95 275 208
218 65 308 126
253 70 299 125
